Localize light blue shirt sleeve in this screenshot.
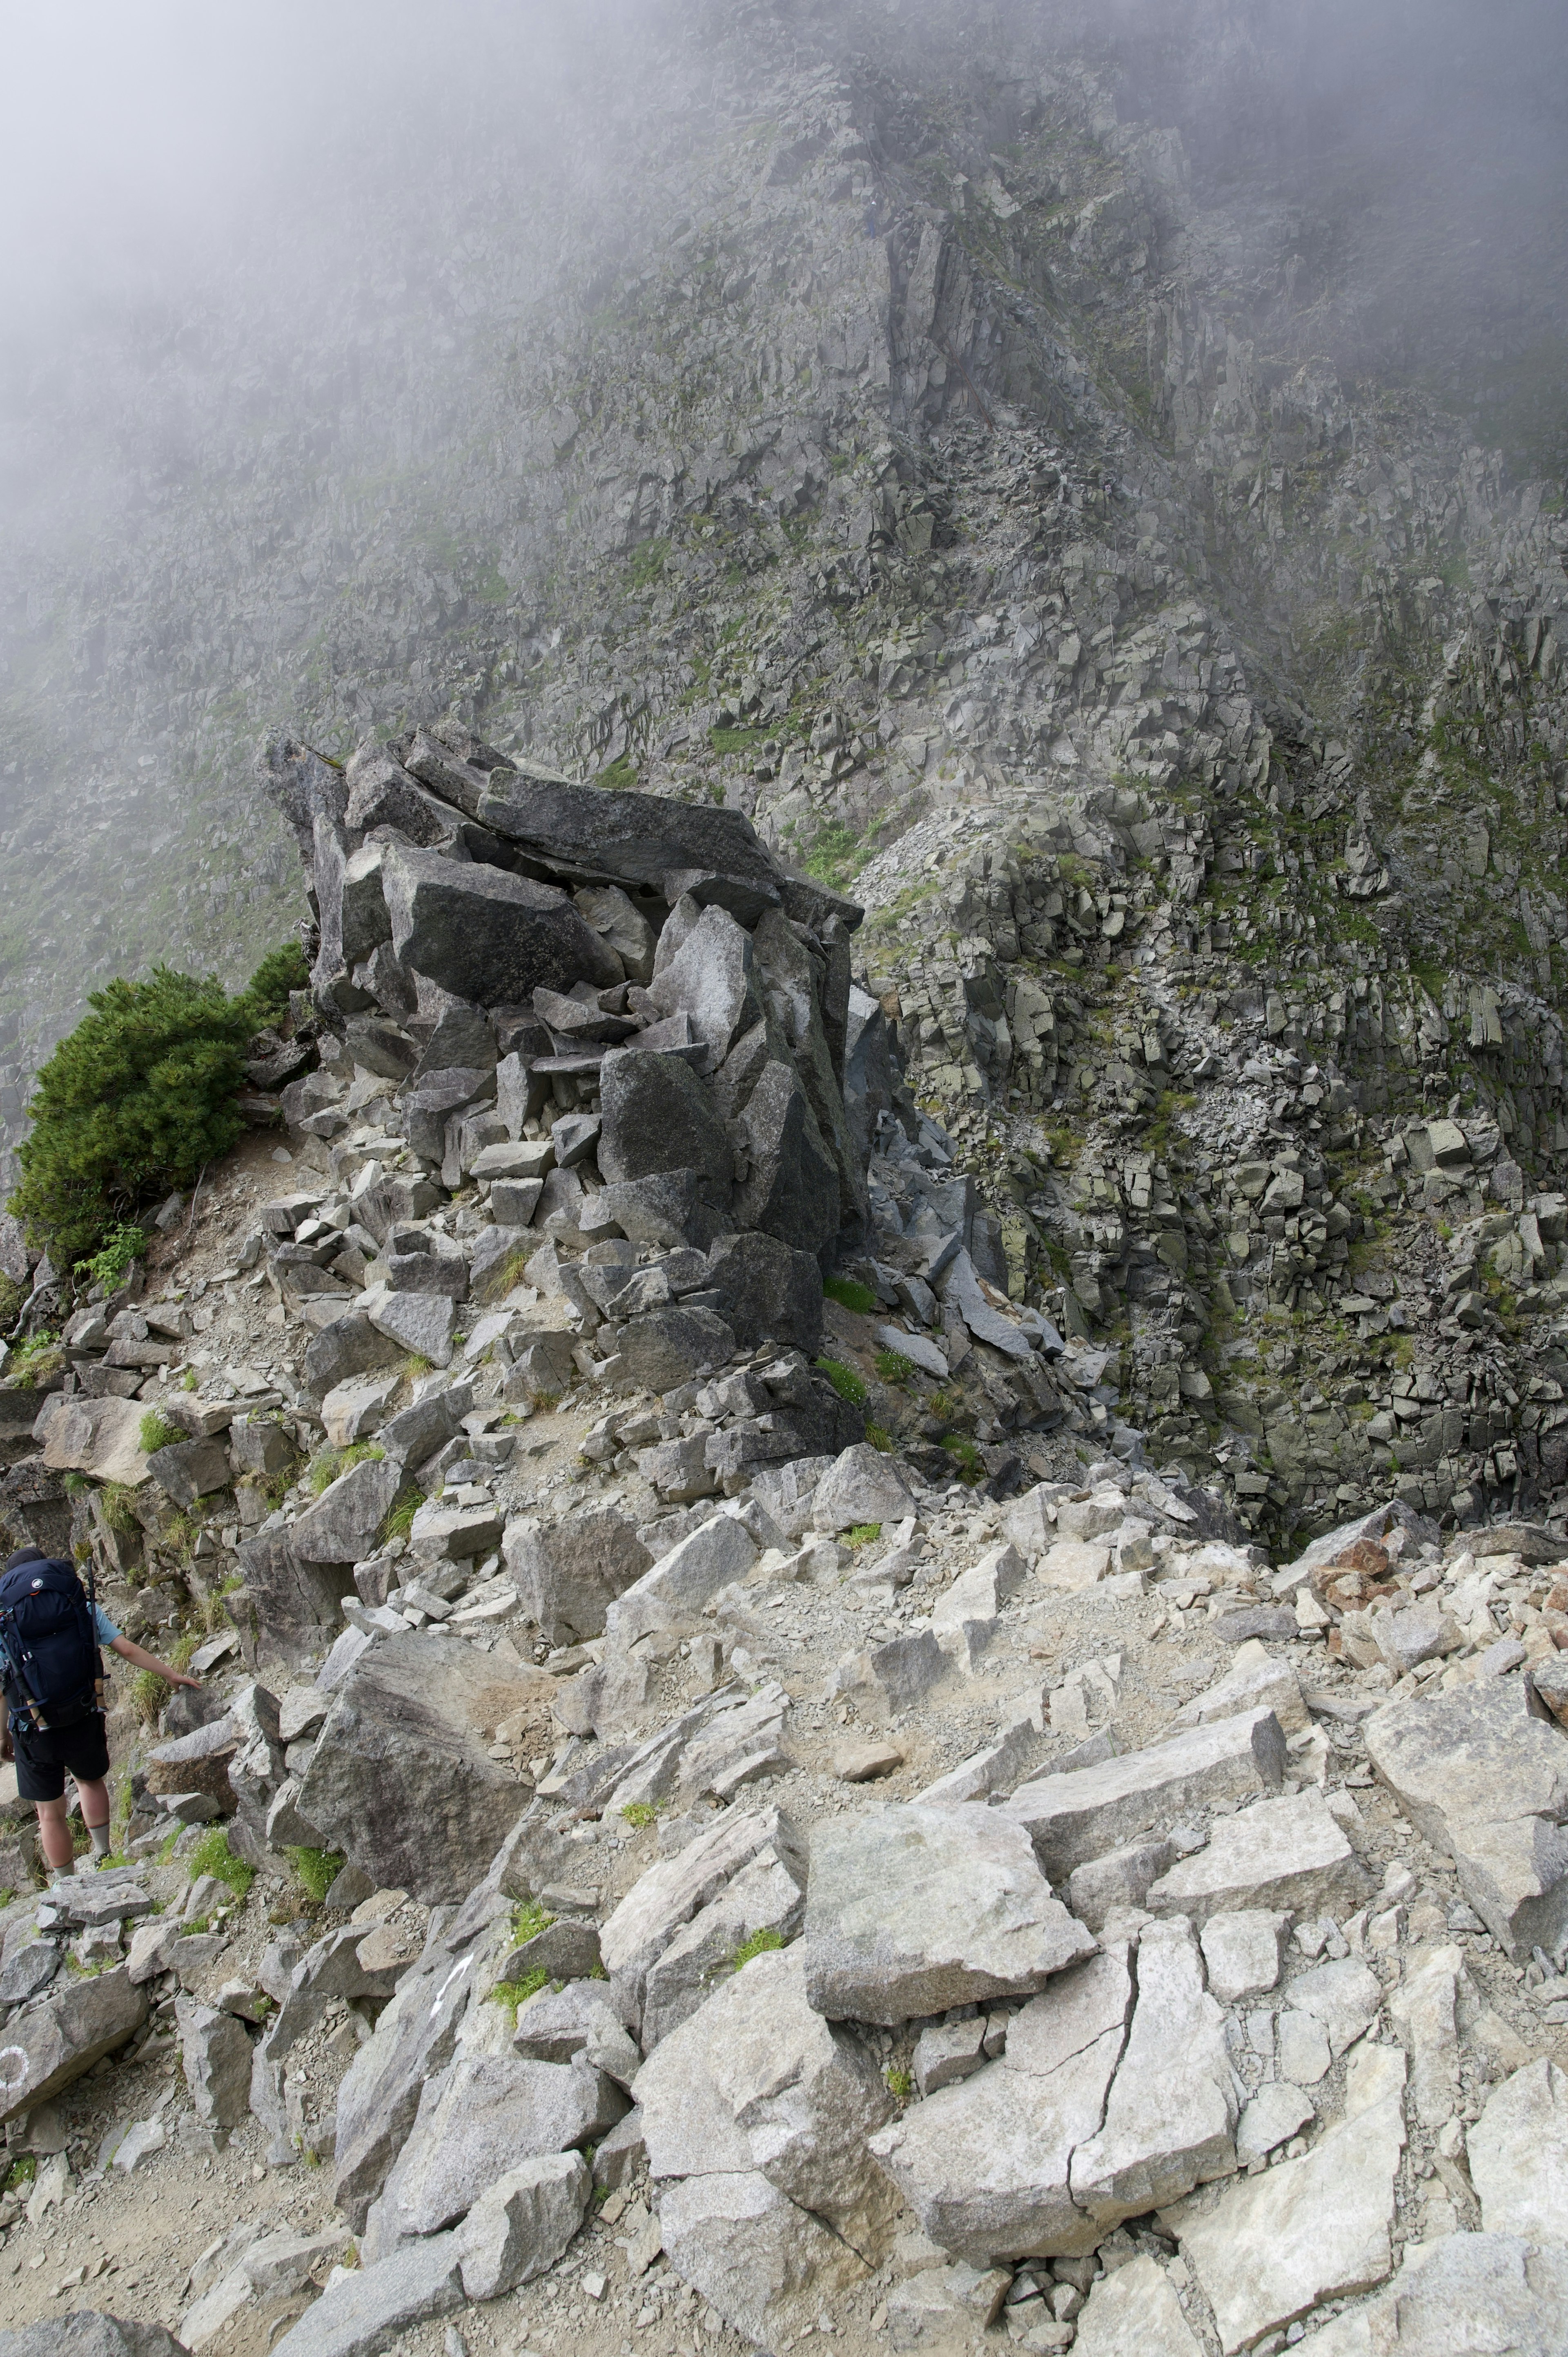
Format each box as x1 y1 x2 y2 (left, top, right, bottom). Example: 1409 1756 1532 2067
93 1604 121 1644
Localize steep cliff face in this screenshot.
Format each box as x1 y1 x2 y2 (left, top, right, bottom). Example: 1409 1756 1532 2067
3 0 1567 1542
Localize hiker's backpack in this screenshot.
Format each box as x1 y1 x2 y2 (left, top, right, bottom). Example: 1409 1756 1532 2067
0 1557 104 1733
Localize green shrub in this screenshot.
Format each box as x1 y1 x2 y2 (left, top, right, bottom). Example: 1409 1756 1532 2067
816 1356 868 1407
508 1897 554 1947
74 1222 147 1298
187 1827 256 1901
824 1275 878 1316
885 2065 914 2101
9 966 267 1270
139 1408 183 1454
0 1276 23 1334
283 1845 343 1904
731 1927 784 1970
241 942 310 1028
378 1492 420 1547
306 1441 383 1496
874 1349 915 1385
844 1523 882 1548
619 1802 657 1830
9 1331 64 1385
129 1668 165 1728
864 1423 895 1453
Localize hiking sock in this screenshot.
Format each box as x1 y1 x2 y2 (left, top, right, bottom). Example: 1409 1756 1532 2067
89 1822 112 1858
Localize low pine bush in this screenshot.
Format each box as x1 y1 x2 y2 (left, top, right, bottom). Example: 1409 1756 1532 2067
10 944 310 1273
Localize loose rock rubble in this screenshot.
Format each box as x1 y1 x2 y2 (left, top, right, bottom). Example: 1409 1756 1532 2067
0 733 1563 2357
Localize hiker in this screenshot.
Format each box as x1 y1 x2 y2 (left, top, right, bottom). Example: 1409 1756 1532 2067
0 1543 200 1878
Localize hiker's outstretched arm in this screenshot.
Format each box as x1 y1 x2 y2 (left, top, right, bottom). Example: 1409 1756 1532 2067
107 1634 200 1690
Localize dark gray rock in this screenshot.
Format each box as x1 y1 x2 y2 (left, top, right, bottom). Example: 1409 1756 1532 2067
332 1940 475 2230
618 1308 737 1393
294 1633 540 1902
705 1231 824 1354
290 1454 404 1565
503 1510 653 1646
597 1171 727 1250
453 775 786 925
267 2232 463 2357
380 842 622 1006
733 1060 840 1257
412 1004 497 1078
345 743 463 848
234 1524 358 1668
145 1437 231 1509
343 1016 419 1079
599 1050 734 1196
303 1309 402 1395
644 903 763 1062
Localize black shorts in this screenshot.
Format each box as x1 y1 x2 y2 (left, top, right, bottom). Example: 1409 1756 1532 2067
10 1713 110 1803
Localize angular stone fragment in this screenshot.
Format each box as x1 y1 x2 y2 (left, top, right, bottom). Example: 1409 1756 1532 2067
176 1995 252 2135
363 1285 457 1367
638 1944 894 2257
1070 1918 1236 2226
1176 1640 1309 1737
641 1844 805 2051
289 1452 403 1564
453 2151 592 2301
1005 1708 1288 1880
504 1509 653 1646
1387 1943 1463 2129
1074 2252 1203 2357
1067 1837 1173 1934
1294 2232 1568 2357
804 1802 1096 2026
811 1443 916 1533
1146 1792 1365 1925
704 1230 824 1355
294 1632 534 1902
869 1946 1133 2262
884 2262 1012 2354
599 1048 734 1192
380 841 621 1005
145 1436 231 1508
462 775 786 925
645 902 763 1060
617 1305 737 1393
598 1806 798 2022
267 2232 463 2357
331 1940 477 2230
607 1512 756 1645
0 2319 190 2357
380 2052 625 2237
1363 1675 1568 1958
657 2168 868 2351
0 1965 147 2121
1236 2080 1315 2166
1199 1910 1289 2002
1180 2042 1408 2354
1468 2058 1568 2246
733 1059 841 1255
34 1394 150 1486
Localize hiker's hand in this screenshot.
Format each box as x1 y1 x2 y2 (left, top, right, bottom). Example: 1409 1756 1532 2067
171 1672 202 1691
0 1727 11 1764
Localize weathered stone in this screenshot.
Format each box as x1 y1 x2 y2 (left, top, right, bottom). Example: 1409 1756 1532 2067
146 1717 239 1808
704 1231 824 1355
331 1940 477 2229
1199 1910 1290 2002
1005 1708 1288 1880
804 1802 1096 2025
1386 1943 1462 2129
931 1542 1026 1671
1294 2232 1568 2357
1180 2042 1407 2355
657 2168 868 2350
1468 2058 1568 2246
645 902 763 1061
1236 2079 1315 2167
596 1170 726 1251
599 1806 799 2022
33 1394 149 1486
1074 2252 1203 2357
641 1844 806 2051
883 2261 1012 2354
267 2232 463 2357
1176 1641 1309 1737
616 1306 737 1394
638 1944 894 2256
303 1308 402 1397
380 840 621 1005
0 2319 190 2357
176 1995 252 2134
503 1509 652 1646
320 1375 401 1446
1363 1675 1568 1958
290 1453 403 1564
363 1285 458 1368
868 1946 1134 2263
733 1058 841 1255
145 1436 230 1508
294 1633 535 1902
608 1511 757 1645
452 2150 592 2301
912 2016 988 2096
381 2052 625 2237
810 1443 916 1534
1146 1792 1365 1925
1071 1918 1236 2228
1066 1837 1174 1934
0 1965 147 2121
599 1049 733 1193
461 775 786 926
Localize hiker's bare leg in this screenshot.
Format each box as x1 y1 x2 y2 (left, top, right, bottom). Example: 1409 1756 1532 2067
35 1796 74 1872
36 1777 110 1872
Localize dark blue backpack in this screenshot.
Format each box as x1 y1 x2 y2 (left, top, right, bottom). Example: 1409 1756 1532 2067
0 1555 103 1733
